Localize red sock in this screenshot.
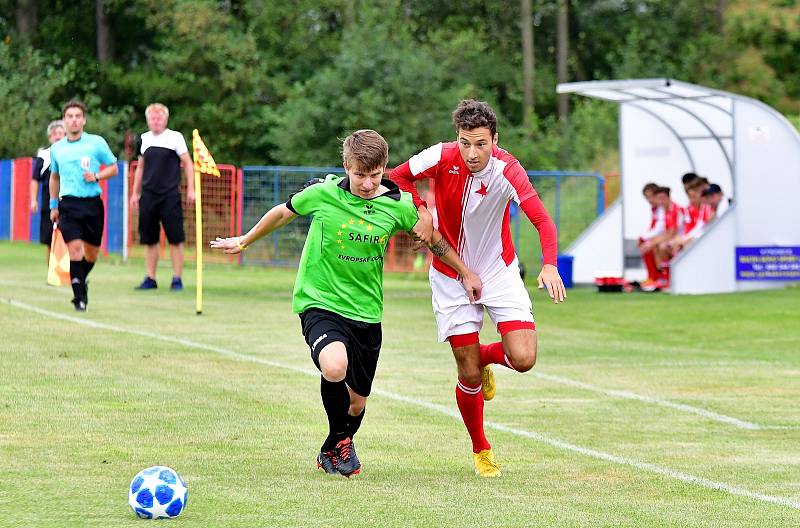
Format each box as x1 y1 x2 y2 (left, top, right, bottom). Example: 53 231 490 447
479 342 513 369
642 250 658 282
455 380 490 453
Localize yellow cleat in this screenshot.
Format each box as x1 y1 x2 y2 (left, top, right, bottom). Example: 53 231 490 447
473 449 501 477
481 365 496 401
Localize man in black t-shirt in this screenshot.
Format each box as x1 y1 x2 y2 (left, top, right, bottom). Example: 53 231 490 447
30 120 66 265
129 103 195 291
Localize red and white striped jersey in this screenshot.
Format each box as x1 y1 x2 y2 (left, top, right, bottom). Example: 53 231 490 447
392 141 556 280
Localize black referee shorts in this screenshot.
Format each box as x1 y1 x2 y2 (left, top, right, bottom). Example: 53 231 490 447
58 196 104 247
299 308 382 397
139 191 185 245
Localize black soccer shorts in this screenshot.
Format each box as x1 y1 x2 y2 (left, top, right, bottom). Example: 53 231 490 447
139 191 185 245
299 308 382 398
58 195 104 247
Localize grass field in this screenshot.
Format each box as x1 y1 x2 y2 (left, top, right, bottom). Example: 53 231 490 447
1 241 799 527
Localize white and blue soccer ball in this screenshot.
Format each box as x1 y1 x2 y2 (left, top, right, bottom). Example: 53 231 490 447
128 466 188 519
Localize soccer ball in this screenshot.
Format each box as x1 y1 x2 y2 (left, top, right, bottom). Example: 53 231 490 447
128 466 188 519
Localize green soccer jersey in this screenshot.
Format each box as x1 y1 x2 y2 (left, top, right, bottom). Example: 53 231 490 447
286 175 419 323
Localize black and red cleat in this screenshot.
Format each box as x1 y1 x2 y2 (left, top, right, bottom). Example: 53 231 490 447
334 437 361 477
316 450 338 474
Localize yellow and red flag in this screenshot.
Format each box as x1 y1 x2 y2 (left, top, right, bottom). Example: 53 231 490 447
190 129 219 315
192 129 220 177
47 225 70 286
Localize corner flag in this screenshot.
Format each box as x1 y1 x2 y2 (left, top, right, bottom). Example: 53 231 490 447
192 129 220 315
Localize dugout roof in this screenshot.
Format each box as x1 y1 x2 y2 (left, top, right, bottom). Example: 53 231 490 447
558 79 800 293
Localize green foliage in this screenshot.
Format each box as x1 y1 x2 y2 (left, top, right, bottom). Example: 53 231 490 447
707 1 800 114
0 42 72 157
268 3 458 166
503 98 618 171
0 0 798 169
108 0 271 163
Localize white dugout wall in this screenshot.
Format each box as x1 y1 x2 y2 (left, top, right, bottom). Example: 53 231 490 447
560 79 800 294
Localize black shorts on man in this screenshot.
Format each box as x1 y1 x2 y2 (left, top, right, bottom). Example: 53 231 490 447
300 308 382 398
58 195 104 247
138 191 185 245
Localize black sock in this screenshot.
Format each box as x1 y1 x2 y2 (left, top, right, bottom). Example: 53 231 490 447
69 260 84 301
348 408 366 438
320 377 350 451
82 258 95 278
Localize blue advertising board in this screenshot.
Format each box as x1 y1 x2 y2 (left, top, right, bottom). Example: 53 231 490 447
735 246 800 281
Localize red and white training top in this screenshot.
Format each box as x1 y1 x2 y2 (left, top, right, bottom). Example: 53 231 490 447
664 202 683 232
682 204 704 235
641 206 665 240
391 141 557 281
684 203 714 239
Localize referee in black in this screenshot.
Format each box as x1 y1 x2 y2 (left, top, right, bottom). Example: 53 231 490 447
29 120 65 265
129 103 195 291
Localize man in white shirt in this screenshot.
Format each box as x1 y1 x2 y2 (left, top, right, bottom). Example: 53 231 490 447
129 103 195 291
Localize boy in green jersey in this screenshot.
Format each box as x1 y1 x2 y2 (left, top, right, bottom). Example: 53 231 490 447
211 130 482 477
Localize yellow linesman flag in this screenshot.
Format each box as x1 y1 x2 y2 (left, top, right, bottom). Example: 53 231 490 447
192 129 220 177
47 225 70 286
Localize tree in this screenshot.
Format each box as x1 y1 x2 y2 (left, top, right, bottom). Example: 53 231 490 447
269 3 459 165
96 0 113 63
15 0 36 41
0 42 71 157
520 0 535 125
556 0 568 122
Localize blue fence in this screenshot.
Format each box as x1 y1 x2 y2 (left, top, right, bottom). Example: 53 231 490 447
239 166 605 268
239 166 346 266
1 158 127 254
519 171 605 252
105 161 126 254
2 159 604 269
0 160 10 240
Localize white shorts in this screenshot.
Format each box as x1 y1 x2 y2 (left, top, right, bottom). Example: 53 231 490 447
429 258 534 343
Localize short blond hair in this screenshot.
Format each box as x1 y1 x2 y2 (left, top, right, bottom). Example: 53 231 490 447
342 129 388 171
145 103 169 120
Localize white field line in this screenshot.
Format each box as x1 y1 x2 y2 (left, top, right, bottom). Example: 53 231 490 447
530 373 800 431
3 297 800 511
533 372 760 429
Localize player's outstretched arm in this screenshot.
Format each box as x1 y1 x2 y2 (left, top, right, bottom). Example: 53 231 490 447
427 230 483 303
210 203 297 254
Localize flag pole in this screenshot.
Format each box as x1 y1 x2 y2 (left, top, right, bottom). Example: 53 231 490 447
191 129 220 316
194 161 203 315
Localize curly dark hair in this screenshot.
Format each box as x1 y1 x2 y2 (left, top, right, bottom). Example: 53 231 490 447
452 99 497 137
